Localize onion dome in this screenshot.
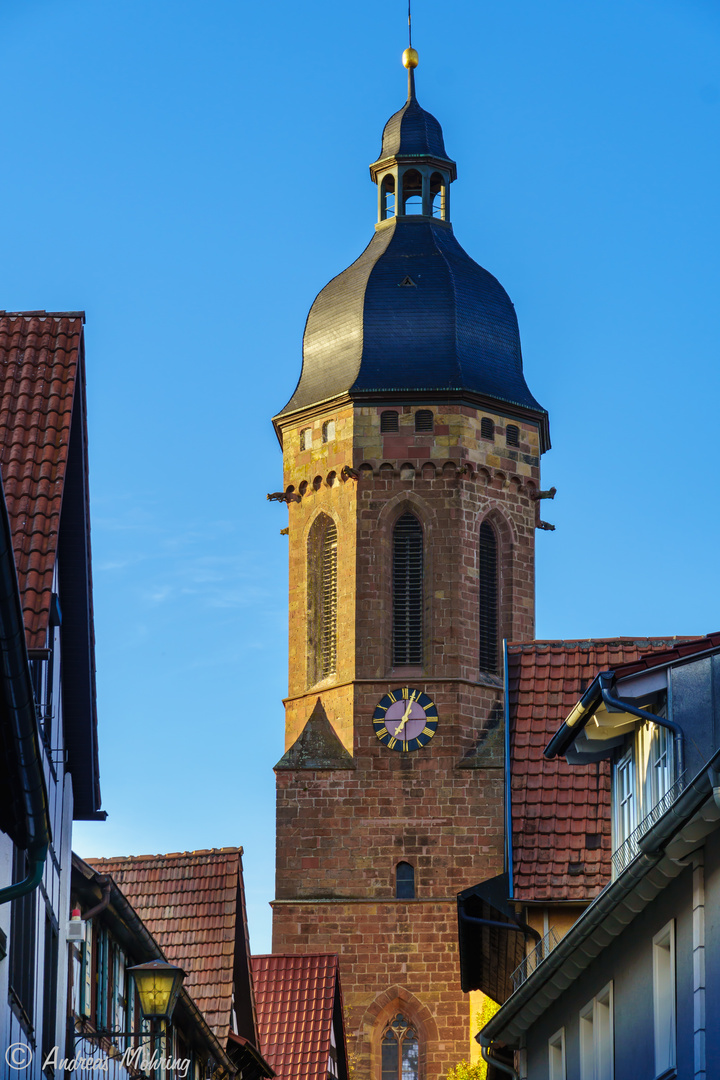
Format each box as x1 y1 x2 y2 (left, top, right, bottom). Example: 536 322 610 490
276 51 549 451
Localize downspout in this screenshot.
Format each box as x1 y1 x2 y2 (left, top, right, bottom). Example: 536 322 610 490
476 1034 519 1080
0 846 48 904
503 639 514 897
599 672 685 779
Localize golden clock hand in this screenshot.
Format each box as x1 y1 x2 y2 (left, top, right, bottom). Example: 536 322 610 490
394 691 416 736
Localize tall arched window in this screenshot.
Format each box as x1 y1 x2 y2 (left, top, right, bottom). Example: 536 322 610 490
480 416 494 440
307 515 338 683
382 1014 419 1080
395 862 415 899
479 521 498 674
392 513 423 666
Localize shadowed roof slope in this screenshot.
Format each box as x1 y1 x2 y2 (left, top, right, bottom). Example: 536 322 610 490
0 312 87 649
251 954 347 1080
86 848 257 1042
509 636 701 901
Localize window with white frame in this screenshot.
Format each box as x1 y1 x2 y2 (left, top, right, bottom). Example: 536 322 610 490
653 921 676 1075
615 750 636 848
614 721 674 855
548 1027 566 1080
579 983 613 1080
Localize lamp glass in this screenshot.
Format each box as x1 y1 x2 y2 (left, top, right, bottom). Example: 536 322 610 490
127 960 185 1021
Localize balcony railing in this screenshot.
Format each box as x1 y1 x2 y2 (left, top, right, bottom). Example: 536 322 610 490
612 771 687 878
510 926 560 993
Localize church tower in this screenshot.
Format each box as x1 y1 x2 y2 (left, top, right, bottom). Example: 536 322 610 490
271 47 549 1079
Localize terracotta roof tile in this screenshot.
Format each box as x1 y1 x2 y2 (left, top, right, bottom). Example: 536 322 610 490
509 636 702 902
0 312 84 648
86 848 249 1040
251 954 342 1080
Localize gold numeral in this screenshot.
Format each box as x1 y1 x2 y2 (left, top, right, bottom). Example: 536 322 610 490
388 692 396 703
403 740 408 752
376 704 387 713
402 687 409 699
422 726 434 737
388 736 397 750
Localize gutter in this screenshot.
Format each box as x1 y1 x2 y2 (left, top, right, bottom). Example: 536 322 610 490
544 668 685 779
503 639 514 897
476 1034 519 1079
0 476 51 906
598 673 685 782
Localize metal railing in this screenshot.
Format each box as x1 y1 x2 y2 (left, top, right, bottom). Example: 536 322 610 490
612 772 687 878
510 926 560 993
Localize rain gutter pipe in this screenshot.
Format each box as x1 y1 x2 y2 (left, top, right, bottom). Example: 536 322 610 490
503 639 514 896
0 479 51 907
459 910 541 945
476 1034 519 1079
598 672 685 781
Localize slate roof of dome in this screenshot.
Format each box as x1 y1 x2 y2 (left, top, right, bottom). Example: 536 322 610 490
377 95 452 163
278 218 547 433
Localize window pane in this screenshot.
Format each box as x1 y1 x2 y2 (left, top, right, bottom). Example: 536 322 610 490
382 1037 398 1080
396 862 415 899
401 1034 419 1080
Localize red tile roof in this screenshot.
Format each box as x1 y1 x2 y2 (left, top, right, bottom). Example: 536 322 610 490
86 848 253 1040
0 312 85 649
251 954 344 1080
509 637 702 901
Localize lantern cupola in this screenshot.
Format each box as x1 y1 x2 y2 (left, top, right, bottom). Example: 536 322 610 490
370 49 457 224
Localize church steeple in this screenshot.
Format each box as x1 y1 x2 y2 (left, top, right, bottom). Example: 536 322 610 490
370 48 457 224
272 38 552 1080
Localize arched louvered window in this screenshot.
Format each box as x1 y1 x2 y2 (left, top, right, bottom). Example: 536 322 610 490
414 410 433 432
381 1014 419 1080
381 410 399 433
479 521 498 674
480 416 494 440
506 424 519 447
395 862 415 899
307 515 338 683
393 514 423 666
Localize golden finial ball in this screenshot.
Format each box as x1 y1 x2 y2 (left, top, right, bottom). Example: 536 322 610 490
402 47 419 69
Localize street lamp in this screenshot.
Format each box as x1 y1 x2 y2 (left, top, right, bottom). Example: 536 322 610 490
127 960 186 1022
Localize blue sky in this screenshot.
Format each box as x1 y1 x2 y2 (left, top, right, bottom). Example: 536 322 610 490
1 0 719 953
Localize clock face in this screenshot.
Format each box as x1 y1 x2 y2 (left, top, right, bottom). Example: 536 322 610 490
373 687 438 752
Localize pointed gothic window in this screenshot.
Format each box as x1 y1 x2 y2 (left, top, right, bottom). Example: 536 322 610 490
381 1014 419 1080
393 513 423 666
479 520 498 674
307 515 338 683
